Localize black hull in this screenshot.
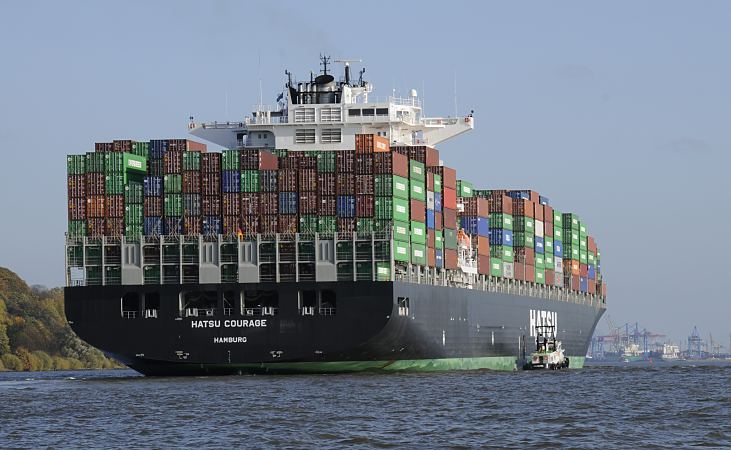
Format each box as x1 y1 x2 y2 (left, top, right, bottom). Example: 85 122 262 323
65 282 604 375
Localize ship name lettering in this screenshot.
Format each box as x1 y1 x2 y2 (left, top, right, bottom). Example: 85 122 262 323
224 319 267 328
529 309 558 337
213 337 247 344
191 320 220 328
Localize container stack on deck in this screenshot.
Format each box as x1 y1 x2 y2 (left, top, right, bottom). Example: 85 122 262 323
67 135 605 294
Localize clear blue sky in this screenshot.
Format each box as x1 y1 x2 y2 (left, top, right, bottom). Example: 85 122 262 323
1 1 729 345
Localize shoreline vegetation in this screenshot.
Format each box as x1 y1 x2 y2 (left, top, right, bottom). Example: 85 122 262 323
0 267 122 372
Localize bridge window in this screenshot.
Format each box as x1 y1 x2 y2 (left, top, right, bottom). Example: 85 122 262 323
321 128 342 144
320 107 342 122
362 108 375 117
181 290 218 317
376 108 389 116
243 290 279 316
295 129 316 144
121 293 140 319
294 108 315 123
348 109 361 117
144 293 159 319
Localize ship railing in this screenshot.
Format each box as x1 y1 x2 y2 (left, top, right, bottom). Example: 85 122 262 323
223 308 233 316
144 309 158 319
243 307 279 316
318 307 336 316
121 310 137 319
199 121 246 130
389 96 422 108
422 117 460 127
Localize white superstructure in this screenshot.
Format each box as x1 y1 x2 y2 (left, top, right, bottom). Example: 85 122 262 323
189 56 474 150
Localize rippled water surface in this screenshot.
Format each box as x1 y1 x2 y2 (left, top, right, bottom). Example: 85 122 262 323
1 362 730 448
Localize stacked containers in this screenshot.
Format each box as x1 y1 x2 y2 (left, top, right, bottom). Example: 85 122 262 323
163 150 184 235
240 149 278 235
182 151 202 235
67 155 86 236
221 149 240 235
460 196 490 275
277 152 299 233
512 196 535 282
428 165 457 269
202 153 222 235
488 191 514 278
297 152 318 233
373 149 410 262
104 152 125 236
316 151 336 233
562 213 581 291
408 159 427 266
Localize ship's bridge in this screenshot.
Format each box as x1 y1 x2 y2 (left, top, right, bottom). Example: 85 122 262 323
189 57 474 150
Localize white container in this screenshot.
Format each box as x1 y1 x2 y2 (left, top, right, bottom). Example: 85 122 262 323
535 220 544 238
502 262 514 279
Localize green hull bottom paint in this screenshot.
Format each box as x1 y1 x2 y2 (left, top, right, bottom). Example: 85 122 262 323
146 356 586 375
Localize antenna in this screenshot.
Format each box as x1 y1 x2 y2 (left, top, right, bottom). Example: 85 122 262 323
319 54 331 75
334 59 362 85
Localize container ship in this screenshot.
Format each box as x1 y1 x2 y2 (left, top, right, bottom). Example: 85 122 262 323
64 57 606 375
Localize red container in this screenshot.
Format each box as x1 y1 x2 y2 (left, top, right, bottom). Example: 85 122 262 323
524 265 536 282
105 218 124 236
444 249 457 269
545 221 554 238
514 262 524 281
587 237 596 253
164 152 182 174
427 247 436 267
167 139 206 152
201 153 221 173
533 203 544 221
410 200 426 222
565 259 580 276
240 149 278 170
355 154 373 174
112 140 133 153
87 218 105 236
241 215 260 235
434 211 443 230
356 175 374 195
580 263 588 278
86 196 105 218
222 193 240 216
512 199 535 218
571 274 580 291
477 255 490 275
144 197 163 217
278 215 298 233
202 196 221 216
183 171 201 194
355 134 390 153
260 192 278 215
67 175 86 198
298 192 318 215
318 196 336 215
391 146 409 157
318 173 335 197
68 198 86 220
443 188 457 210
336 150 355 173
545 269 555 286
427 166 456 190
94 142 113 153
260 215 278 235
279 154 299 170
298 155 317 170
241 193 260 216
337 218 356 233
105 195 124 218
427 229 435 248
222 215 240 235
426 173 434 191
425 147 440 167
544 205 554 223
278 169 297 192
601 282 607 297
475 236 490 256
442 208 457 229
86 173 105 196
184 217 201 235
588 280 596 294
373 152 408 177
336 173 355 196
488 195 513 214
299 169 318 192
514 248 535 265
463 197 489 217
356 195 374 217
202 172 221 196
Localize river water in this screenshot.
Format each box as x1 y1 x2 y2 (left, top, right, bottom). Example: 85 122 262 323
1 361 729 448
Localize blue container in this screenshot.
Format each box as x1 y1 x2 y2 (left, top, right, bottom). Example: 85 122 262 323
539 195 550 206
579 276 588 292
279 192 298 214
434 193 442 212
149 139 168 159
588 264 596 280
534 236 544 254
143 217 163 235
337 195 355 217
222 170 241 193
144 176 163 197
426 210 435 229
460 216 489 237
202 216 221 235
489 229 513 246
435 249 444 268
508 190 530 200
553 240 563 257
164 216 183 235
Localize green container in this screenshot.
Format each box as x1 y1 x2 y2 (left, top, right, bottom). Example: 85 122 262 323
132 141 149 157
579 222 587 235
240 170 260 192
125 182 143 204
125 223 143 237
554 228 563 241
124 204 143 224
410 179 426 201
392 221 410 242
579 237 587 251
392 197 410 222
410 221 426 244
85 152 105 173
563 213 580 231
300 215 318 232
544 237 554 255
222 150 240 170
433 174 442 192
411 243 427 266
553 209 563 228
67 155 86 175
580 249 588 264
514 232 534 248
434 231 443 250
374 175 409 199
393 241 410 262
490 213 513 230
68 220 87 237
535 268 545 284
376 262 391 281
491 246 514 262
545 253 554 266
317 216 337 233
317 151 336 172
104 153 124 173
444 228 457 249
183 151 201 171
490 258 503 277
409 160 425 182
457 180 474 198
372 219 392 233
164 174 182 193
356 218 375 233
535 253 545 269
564 243 580 261
164 194 182 216
587 252 596 265
375 197 409 221
123 153 147 174
473 189 490 198
568 230 580 246
105 174 125 195
514 217 534 233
